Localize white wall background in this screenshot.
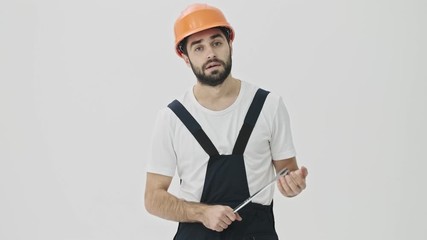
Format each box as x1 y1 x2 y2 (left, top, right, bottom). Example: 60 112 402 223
1 0 426 239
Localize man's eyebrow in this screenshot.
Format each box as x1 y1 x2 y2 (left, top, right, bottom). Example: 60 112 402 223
210 34 224 40
189 39 202 49
189 34 225 49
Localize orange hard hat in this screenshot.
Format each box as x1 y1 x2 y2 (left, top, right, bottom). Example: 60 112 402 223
174 3 235 57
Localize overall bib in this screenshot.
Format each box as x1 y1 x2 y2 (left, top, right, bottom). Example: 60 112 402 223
168 89 279 240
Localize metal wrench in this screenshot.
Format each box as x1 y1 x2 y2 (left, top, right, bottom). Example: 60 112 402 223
233 168 289 213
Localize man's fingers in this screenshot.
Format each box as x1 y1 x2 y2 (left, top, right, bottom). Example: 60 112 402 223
277 167 308 197
290 171 306 190
206 205 242 232
301 166 308 178
278 176 293 196
218 221 228 231
286 174 300 192
297 166 308 178
279 174 302 196
225 206 245 222
222 216 232 225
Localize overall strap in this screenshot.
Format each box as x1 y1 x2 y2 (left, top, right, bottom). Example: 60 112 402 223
233 88 270 154
168 100 219 157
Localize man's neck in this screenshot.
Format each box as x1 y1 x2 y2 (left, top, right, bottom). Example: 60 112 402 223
193 76 241 111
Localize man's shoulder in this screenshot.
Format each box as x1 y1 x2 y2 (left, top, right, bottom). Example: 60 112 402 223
243 81 282 105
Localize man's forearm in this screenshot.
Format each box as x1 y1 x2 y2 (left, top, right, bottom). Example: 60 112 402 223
145 188 207 223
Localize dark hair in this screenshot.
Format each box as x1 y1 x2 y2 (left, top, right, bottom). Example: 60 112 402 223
178 27 232 56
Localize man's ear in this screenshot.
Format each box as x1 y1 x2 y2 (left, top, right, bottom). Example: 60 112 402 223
183 54 191 66
229 41 233 56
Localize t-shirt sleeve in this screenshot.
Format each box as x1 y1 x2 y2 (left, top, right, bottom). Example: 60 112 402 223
145 108 177 177
270 96 297 160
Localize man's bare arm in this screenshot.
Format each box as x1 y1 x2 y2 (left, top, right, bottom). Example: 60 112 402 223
144 172 206 222
144 172 241 232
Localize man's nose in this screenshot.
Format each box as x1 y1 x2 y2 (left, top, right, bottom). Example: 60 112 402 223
206 46 216 59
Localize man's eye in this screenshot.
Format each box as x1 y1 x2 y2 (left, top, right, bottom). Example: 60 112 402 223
194 46 203 52
213 41 222 47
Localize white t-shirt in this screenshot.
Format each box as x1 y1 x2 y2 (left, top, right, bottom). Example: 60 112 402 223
146 81 296 205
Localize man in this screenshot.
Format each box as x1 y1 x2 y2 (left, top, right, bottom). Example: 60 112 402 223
145 3 308 239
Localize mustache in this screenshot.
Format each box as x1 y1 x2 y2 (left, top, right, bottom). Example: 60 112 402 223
203 59 225 69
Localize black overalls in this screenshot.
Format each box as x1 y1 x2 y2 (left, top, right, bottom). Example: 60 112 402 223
168 88 279 240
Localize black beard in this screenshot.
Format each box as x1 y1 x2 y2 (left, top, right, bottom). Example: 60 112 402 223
190 56 232 87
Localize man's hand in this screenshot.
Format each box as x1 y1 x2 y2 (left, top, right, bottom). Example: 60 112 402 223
277 166 308 197
200 205 242 232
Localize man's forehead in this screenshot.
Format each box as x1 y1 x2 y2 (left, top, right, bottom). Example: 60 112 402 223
187 28 225 43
